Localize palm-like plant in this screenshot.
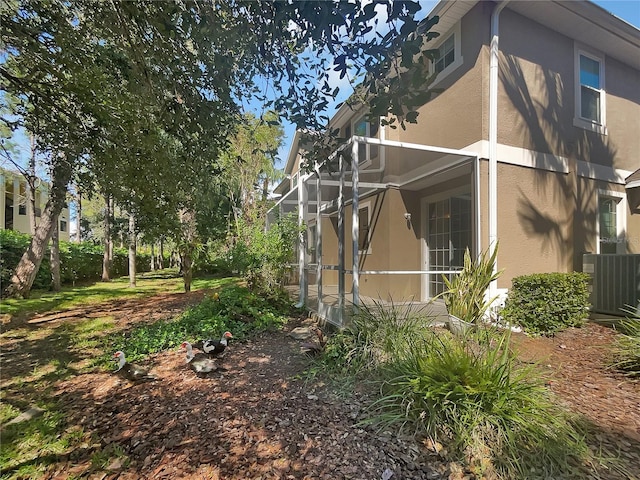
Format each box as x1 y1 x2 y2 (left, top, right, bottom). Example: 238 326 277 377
440 245 502 325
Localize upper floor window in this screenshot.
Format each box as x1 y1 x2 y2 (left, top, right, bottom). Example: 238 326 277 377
60 219 67 232
429 22 463 85
574 45 606 134
435 34 455 73
352 115 379 166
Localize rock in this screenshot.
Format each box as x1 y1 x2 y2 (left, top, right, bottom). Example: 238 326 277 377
288 327 315 340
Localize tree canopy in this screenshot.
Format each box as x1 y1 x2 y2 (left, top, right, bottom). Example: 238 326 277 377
0 0 439 296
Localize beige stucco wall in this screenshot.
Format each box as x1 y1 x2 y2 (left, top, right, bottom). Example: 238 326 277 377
498 8 640 172
300 2 640 304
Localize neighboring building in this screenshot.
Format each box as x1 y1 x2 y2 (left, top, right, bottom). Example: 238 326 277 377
269 0 640 325
0 167 71 242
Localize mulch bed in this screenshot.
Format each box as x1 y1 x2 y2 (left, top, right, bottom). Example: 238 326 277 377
2 293 639 479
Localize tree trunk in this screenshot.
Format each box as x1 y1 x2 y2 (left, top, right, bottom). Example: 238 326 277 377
76 190 82 242
50 213 61 291
150 243 156 271
6 154 72 298
102 195 112 282
128 212 136 287
159 238 164 269
179 208 197 293
28 135 38 234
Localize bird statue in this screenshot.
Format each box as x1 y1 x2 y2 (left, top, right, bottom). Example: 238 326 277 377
112 351 157 382
194 331 233 357
181 341 219 376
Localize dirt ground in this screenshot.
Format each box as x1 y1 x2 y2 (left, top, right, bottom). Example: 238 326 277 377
1 292 639 480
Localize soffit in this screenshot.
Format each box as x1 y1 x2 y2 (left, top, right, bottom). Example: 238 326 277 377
508 0 640 70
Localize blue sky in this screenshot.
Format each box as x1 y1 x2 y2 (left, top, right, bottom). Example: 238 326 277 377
271 0 640 170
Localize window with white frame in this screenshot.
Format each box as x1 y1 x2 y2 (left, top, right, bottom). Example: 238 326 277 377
358 203 372 254
430 22 463 84
435 34 455 73
574 45 606 133
352 115 379 166
597 191 625 254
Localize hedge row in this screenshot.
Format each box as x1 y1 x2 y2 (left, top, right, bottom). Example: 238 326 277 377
0 229 152 293
501 272 591 335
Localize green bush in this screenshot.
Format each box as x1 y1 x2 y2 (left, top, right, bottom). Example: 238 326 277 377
0 230 151 294
501 272 590 335
367 331 592 478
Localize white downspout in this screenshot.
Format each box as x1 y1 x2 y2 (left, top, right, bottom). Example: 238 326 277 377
489 1 509 298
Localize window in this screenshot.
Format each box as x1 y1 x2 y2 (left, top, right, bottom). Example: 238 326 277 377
352 116 379 165
427 194 472 296
598 193 625 254
18 181 27 215
60 219 67 232
574 46 606 133
429 22 463 84
358 204 371 253
434 34 455 73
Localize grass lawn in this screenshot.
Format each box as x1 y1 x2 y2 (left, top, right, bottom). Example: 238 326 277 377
0 271 240 479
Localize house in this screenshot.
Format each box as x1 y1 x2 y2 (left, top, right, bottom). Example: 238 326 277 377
0 167 71 242
268 0 640 325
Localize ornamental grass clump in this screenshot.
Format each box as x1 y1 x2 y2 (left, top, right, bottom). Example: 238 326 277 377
320 299 434 374
366 330 592 478
610 306 640 376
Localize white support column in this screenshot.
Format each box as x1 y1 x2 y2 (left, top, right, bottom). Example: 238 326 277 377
338 153 346 323
315 170 323 307
474 155 481 256
297 173 308 308
351 140 360 308
489 1 508 296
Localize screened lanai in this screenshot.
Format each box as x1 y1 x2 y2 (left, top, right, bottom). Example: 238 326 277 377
267 136 480 327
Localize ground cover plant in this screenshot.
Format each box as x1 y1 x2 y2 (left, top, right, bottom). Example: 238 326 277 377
318 304 597 478
101 284 294 364
1 273 293 479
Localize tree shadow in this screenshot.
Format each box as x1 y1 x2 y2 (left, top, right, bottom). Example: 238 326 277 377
499 54 621 271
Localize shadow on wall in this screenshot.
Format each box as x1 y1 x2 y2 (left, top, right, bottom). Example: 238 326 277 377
500 55 619 271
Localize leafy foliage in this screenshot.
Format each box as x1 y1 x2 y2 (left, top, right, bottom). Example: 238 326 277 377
501 273 590 335
0 230 152 295
103 284 291 362
224 213 302 295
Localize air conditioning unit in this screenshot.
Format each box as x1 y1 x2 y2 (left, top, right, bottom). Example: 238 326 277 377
582 254 640 316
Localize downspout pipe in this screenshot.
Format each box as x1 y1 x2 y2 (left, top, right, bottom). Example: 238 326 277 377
489 0 509 298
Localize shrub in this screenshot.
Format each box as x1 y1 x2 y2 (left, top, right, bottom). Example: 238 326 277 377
1 230 151 295
501 272 590 335
367 331 591 478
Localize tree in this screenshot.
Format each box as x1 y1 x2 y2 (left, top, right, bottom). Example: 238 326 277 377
2 0 440 297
